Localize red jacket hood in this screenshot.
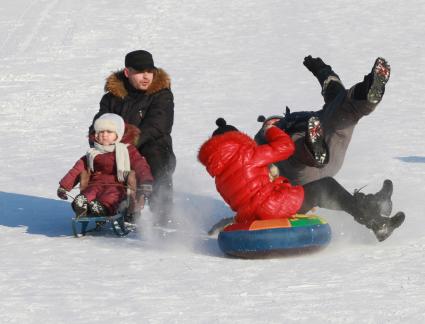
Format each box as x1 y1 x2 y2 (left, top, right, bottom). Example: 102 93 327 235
198 131 256 177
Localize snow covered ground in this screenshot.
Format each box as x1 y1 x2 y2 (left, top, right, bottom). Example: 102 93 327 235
1 0 425 322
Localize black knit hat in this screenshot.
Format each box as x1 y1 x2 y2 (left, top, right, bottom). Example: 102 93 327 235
125 50 156 71
212 118 238 136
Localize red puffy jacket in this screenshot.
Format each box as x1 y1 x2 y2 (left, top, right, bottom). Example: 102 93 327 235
198 126 304 223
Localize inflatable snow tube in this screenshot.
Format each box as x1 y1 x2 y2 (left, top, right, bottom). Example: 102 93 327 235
218 214 331 258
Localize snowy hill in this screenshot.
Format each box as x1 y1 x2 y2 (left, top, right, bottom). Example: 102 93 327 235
1 0 425 322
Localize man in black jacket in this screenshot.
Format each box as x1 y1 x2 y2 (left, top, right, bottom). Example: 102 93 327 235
91 50 176 223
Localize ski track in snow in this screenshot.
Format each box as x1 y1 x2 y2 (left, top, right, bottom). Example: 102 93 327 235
1 0 425 322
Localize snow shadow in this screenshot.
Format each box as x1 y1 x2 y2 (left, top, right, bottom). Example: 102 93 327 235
0 191 73 237
0 190 231 256
395 156 425 163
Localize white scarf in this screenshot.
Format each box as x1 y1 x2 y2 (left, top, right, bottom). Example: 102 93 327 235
86 142 131 182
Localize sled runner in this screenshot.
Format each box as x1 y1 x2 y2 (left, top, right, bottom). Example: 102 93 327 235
71 204 137 237
218 214 332 258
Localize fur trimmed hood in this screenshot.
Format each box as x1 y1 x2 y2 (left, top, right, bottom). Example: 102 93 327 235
104 68 171 98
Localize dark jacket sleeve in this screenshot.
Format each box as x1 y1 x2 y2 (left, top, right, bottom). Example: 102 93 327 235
138 90 174 146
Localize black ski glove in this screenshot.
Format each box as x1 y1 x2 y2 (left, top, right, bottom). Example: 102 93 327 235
303 55 326 76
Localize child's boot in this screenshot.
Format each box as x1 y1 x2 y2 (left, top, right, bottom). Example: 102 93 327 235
72 194 88 217
89 200 108 216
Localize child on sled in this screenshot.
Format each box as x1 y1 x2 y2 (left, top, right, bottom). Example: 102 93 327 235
57 113 154 218
199 118 405 242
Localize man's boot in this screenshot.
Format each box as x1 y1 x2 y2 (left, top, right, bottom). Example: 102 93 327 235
367 57 391 104
352 181 405 241
354 179 393 216
353 57 391 103
370 212 405 242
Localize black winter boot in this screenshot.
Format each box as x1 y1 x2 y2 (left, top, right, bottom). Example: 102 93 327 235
124 210 142 224
371 212 405 242
306 116 328 166
367 57 391 104
354 179 393 216
72 194 88 217
89 200 108 216
352 181 404 241
353 57 391 103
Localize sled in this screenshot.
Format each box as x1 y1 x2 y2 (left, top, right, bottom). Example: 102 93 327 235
71 209 132 237
71 170 145 238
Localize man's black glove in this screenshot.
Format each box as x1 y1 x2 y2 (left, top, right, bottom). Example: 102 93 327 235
138 183 153 199
57 187 68 200
303 55 326 76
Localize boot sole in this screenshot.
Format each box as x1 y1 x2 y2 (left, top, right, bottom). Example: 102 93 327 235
375 212 405 242
307 117 327 165
391 211 405 228
367 57 390 104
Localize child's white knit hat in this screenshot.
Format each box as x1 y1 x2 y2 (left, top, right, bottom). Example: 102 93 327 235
94 113 125 142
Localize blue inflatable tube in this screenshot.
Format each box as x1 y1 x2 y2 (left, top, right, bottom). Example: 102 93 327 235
218 215 332 257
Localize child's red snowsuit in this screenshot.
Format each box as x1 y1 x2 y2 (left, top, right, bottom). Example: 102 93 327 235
59 125 153 214
198 127 304 223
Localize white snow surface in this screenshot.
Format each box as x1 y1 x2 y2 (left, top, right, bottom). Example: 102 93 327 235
1 0 425 323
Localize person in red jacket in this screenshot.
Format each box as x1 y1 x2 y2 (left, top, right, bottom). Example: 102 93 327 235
199 118 405 241
57 113 154 217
